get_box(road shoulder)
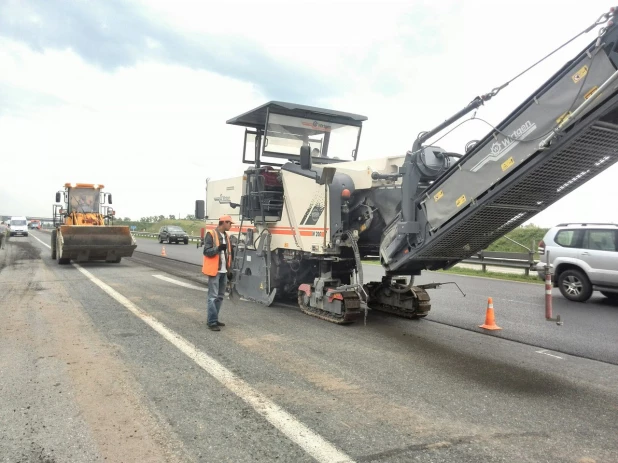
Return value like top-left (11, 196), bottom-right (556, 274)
top-left (0, 238), bottom-right (190, 462)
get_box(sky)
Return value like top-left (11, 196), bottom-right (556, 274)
top-left (1, 0), bottom-right (617, 227)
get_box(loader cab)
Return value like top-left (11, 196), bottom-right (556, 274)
top-left (68, 187), bottom-right (101, 213)
top-left (53, 183), bottom-right (114, 226)
top-left (224, 101), bottom-right (367, 223)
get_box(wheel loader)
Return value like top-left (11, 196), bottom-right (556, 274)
top-left (51, 183), bottom-right (137, 264)
top-left (196, 7), bottom-right (618, 324)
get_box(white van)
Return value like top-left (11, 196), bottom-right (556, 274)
top-left (9, 217), bottom-right (29, 237)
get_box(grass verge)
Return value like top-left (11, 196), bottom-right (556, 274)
top-left (436, 266), bottom-right (543, 284)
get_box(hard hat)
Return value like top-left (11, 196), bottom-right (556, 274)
top-left (219, 215), bottom-right (234, 223)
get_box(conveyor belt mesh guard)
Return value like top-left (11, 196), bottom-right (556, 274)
top-left (416, 120), bottom-right (618, 260)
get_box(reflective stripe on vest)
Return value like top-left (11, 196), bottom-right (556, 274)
top-left (201, 229), bottom-right (232, 276)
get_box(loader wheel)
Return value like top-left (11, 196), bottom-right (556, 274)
top-left (58, 257), bottom-right (70, 265)
top-left (51, 230), bottom-right (57, 259)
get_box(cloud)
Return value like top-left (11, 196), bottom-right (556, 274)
top-left (0, 82), bottom-right (68, 117)
top-left (0, 38), bottom-right (267, 219)
top-left (0, 0), bottom-right (341, 103)
top-left (1, 0), bottom-right (617, 229)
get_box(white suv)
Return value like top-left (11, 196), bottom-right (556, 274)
top-left (537, 223), bottom-right (618, 302)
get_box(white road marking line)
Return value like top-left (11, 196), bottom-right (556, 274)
top-left (72, 264), bottom-right (353, 463)
top-left (30, 233), bottom-right (51, 249)
top-left (536, 349), bottom-right (564, 360)
top-left (153, 274), bottom-right (206, 291)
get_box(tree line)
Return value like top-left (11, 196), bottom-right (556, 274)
top-left (114, 216), bottom-right (549, 254)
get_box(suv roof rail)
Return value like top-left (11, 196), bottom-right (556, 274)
top-left (555, 222), bottom-right (618, 227)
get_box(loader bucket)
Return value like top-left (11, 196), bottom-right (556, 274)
top-left (57, 225), bottom-right (137, 263)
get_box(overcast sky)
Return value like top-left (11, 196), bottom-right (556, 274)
top-left (1, 0), bottom-right (617, 227)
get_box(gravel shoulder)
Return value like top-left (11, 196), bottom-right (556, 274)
top-left (0, 237), bottom-right (191, 462)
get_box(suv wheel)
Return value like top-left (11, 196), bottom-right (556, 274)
top-left (558, 269), bottom-right (593, 302)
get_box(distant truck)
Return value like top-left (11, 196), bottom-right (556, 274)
top-left (28, 220), bottom-right (41, 230)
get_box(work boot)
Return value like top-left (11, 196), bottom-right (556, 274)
top-left (208, 324), bottom-right (220, 331)
top-left (217, 322), bottom-right (225, 326)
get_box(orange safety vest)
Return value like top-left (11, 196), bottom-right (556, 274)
top-left (202, 229), bottom-right (232, 277)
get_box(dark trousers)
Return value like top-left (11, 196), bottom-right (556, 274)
top-left (207, 272), bottom-right (227, 326)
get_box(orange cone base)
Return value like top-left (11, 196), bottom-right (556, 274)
top-left (479, 322), bottom-right (502, 330)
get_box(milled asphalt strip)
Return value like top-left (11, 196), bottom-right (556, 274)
top-left (30, 233), bottom-right (355, 463)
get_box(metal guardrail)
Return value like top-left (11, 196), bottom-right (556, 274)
top-left (131, 231), bottom-right (203, 245)
top-left (460, 250), bottom-right (537, 275)
top-left (365, 248), bottom-right (538, 275)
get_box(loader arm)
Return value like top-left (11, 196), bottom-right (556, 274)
top-left (380, 7), bottom-right (618, 276)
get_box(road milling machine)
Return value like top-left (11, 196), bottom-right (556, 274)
top-left (196, 7), bottom-right (618, 324)
top-left (51, 183), bottom-right (137, 264)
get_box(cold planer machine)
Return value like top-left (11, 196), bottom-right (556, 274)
top-left (196, 7), bottom-right (618, 324)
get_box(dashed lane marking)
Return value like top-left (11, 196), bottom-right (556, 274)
top-left (536, 349), bottom-right (564, 360)
top-left (153, 274), bottom-right (206, 291)
top-left (153, 274), bottom-right (254, 303)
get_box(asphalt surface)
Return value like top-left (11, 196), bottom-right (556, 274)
top-left (134, 236), bottom-right (618, 365)
top-left (1, 230), bottom-right (617, 462)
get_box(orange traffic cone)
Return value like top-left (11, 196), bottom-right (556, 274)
top-left (161, 246), bottom-right (167, 257)
top-left (479, 297), bottom-right (502, 330)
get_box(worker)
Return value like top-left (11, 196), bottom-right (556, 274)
top-left (0, 221), bottom-right (7, 249)
top-left (84, 196), bottom-right (95, 212)
top-left (70, 195), bottom-right (80, 211)
top-left (201, 214), bottom-right (234, 331)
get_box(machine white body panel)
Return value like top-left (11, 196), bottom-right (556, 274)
top-left (202, 154), bottom-right (406, 253)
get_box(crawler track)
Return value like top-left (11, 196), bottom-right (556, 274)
top-left (297, 290), bottom-right (361, 325)
top-left (364, 284), bottom-right (432, 319)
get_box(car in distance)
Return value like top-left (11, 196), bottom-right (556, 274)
top-left (158, 225), bottom-right (189, 244)
top-left (9, 217), bottom-right (29, 237)
top-left (537, 223), bottom-right (618, 302)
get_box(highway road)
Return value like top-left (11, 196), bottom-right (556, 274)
top-left (134, 236), bottom-right (618, 366)
top-left (1, 230), bottom-right (617, 462)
